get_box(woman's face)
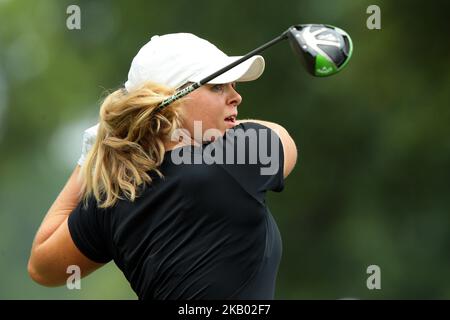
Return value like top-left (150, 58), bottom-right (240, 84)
top-left (180, 82), bottom-right (242, 142)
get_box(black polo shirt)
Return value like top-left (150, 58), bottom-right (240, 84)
top-left (68, 122), bottom-right (285, 299)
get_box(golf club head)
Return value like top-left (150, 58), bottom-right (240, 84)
top-left (286, 24), bottom-right (353, 77)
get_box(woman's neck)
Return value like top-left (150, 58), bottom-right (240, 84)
top-left (163, 137), bottom-right (201, 152)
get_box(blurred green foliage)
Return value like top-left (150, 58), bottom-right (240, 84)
top-left (1, 0), bottom-right (449, 299)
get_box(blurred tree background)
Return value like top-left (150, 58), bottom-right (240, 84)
top-left (1, 0), bottom-right (449, 299)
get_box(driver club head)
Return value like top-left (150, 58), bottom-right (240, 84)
top-left (286, 24), bottom-right (353, 77)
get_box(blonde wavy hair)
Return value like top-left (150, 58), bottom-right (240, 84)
top-left (79, 82), bottom-right (186, 209)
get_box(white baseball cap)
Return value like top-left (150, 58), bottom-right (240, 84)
top-left (124, 33), bottom-right (265, 92)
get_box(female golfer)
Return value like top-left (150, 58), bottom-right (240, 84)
top-left (28, 33), bottom-right (297, 299)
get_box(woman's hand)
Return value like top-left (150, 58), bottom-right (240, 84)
top-left (77, 124), bottom-right (99, 167)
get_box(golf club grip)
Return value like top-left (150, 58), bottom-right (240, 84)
top-left (158, 82), bottom-right (201, 108)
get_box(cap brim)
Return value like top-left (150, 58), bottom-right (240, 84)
top-left (188, 55), bottom-right (265, 84)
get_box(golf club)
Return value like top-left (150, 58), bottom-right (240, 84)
top-left (158, 24), bottom-right (353, 108)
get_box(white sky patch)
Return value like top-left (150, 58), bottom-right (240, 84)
top-left (4, 32), bottom-right (49, 83)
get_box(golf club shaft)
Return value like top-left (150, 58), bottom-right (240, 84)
top-left (158, 32), bottom-right (289, 109)
top-left (199, 32), bottom-right (288, 85)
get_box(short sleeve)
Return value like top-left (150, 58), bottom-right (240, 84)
top-left (216, 122), bottom-right (285, 200)
top-left (67, 196), bottom-right (113, 263)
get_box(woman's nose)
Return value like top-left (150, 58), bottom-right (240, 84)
top-left (227, 84), bottom-right (242, 107)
